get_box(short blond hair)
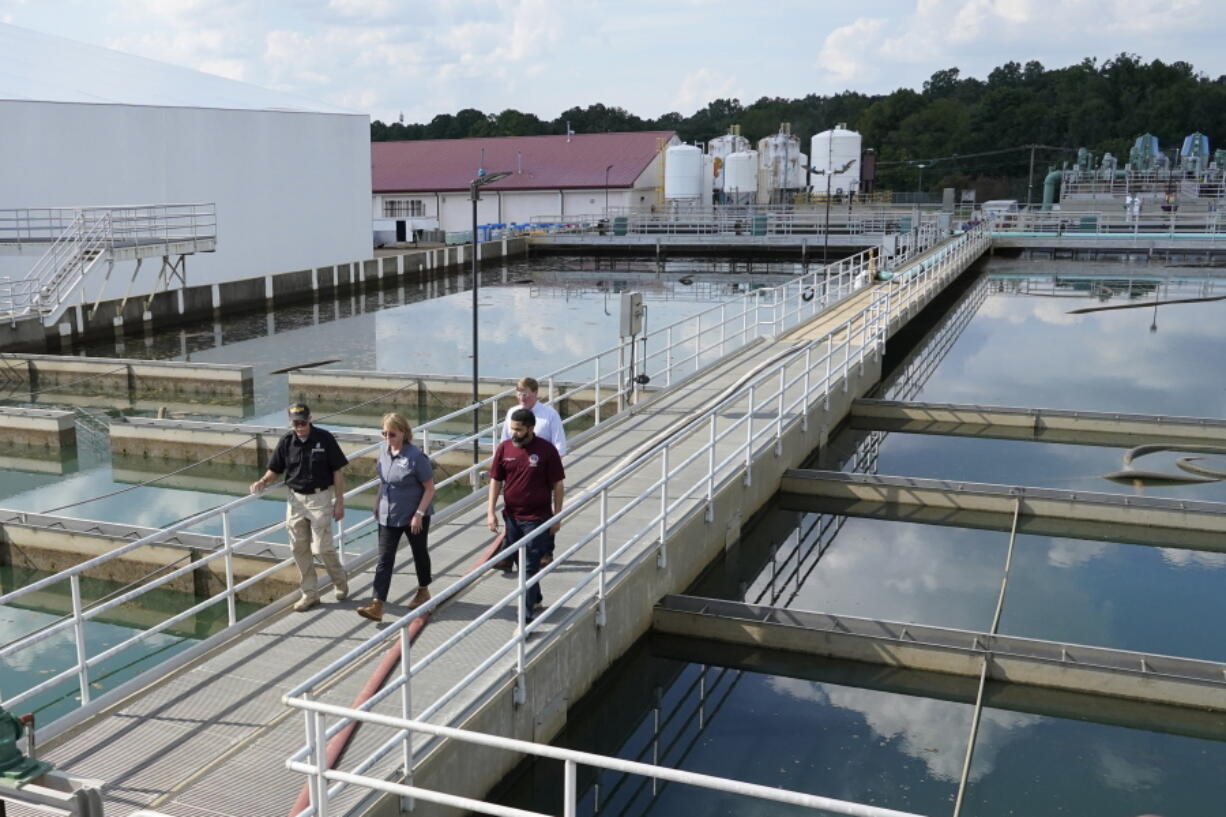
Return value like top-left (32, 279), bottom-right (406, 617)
top-left (516, 376), bottom-right (539, 393)
top-left (381, 412), bottom-right (412, 440)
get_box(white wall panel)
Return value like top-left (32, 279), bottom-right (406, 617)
top-left (0, 100), bottom-right (371, 299)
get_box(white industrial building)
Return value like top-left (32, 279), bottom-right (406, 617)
top-left (0, 24), bottom-right (372, 302)
top-left (371, 131), bottom-right (678, 240)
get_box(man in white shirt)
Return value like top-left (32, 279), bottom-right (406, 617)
top-left (495, 376), bottom-right (567, 568)
top-left (500, 376), bottom-right (567, 456)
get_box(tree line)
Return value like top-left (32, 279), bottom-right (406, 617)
top-left (371, 55), bottom-right (1226, 198)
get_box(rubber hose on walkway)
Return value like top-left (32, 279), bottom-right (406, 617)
top-left (288, 530), bottom-right (507, 817)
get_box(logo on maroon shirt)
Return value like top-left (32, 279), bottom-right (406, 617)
top-left (528, 454), bottom-right (540, 467)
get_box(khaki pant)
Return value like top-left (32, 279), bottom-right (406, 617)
top-left (287, 486), bottom-right (346, 599)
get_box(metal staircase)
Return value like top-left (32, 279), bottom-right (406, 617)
top-left (0, 204), bottom-right (217, 327)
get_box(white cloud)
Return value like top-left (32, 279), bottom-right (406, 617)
top-left (770, 677), bottom-right (1040, 782)
top-left (817, 18), bottom-right (888, 84)
top-left (673, 68), bottom-right (743, 115)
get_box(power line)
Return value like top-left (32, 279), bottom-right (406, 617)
top-left (876, 143), bottom-right (1076, 168)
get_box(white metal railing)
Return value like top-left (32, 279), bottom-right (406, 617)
top-left (281, 225), bottom-right (990, 817)
top-left (0, 244), bottom-right (883, 726)
top-left (286, 701), bottom-right (928, 817)
top-left (989, 208), bottom-right (1226, 239)
top-left (532, 207), bottom-right (942, 241)
top-left (0, 204), bottom-right (217, 320)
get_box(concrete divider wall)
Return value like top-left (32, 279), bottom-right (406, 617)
top-left (290, 369), bottom-right (603, 417)
top-left (4, 237), bottom-right (528, 352)
top-left (2, 354), bottom-right (254, 402)
top-left (0, 511), bottom-right (299, 604)
top-left (109, 417), bottom-right (487, 479)
top-left (0, 407), bottom-right (75, 451)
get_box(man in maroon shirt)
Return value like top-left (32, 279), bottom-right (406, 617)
top-left (487, 407), bottom-right (565, 621)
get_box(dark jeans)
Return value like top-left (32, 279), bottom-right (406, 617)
top-left (504, 514), bottom-right (554, 618)
top-left (373, 517), bottom-right (431, 602)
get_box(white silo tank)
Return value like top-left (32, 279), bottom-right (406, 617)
top-left (709, 133), bottom-right (750, 194)
top-left (702, 154), bottom-right (715, 206)
top-left (811, 123), bottom-right (862, 196)
top-left (757, 130), bottom-right (803, 203)
top-left (664, 144), bottom-right (703, 201)
top-left (725, 150), bottom-right (758, 205)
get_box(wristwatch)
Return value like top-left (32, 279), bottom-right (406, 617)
top-left (414, 510), bottom-right (425, 516)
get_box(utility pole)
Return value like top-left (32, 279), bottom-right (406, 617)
top-left (1026, 144), bottom-right (1036, 210)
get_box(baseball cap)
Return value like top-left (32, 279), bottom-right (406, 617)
top-left (288, 402), bottom-right (311, 420)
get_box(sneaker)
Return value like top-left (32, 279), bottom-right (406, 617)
top-left (293, 595), bottom-right (319, 613)
top-left (493, 559), bottom-right (516, 573)
top-left (334, 582), bottom-right (350, 602)
top-left (539, 554), bottom-right (553, 567)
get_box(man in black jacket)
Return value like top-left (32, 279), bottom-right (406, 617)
top-left (250, 403), bottom-right (349, 611)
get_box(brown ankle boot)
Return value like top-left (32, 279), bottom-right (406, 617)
top-left (408, 586), bottom-right (432, 610)
top-left (356, 599), bottom-right (383, 622)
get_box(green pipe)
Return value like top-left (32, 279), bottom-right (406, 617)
top-left (1041, 169), bottom-right (1062, 210)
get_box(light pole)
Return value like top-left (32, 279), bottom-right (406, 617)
top-left (470, 169), bottom-right (512, 468)
top-left (809, 159), bottom-right (856, 263)
top-left (916, 163), bottom-right (928, 199)
top-left (604, 163), bottom-right (614, 220)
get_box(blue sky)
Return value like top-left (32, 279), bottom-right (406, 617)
top-left (2, 0), bottom-right (1222, 123)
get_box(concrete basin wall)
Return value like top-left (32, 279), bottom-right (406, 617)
top-left (0, 406), bottom-right (75, 451)
top-left (1, 354), bottom-right (254, 402)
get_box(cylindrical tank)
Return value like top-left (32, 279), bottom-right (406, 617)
top-left (811, 123), bottom-right (862, 196)
top-left (702, 154), bottom-right (715, 206)
top-left (725, 150), bottom-right (758, 204)
top-left (664, 144), bottom-right (703, 201)
top-left (757, 131), bottom-right (804, 203)
top-left (798, 152), bottom-right (809, 189)
top-left (709, 133), bottom-right (750, 194)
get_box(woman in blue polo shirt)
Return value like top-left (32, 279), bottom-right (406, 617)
top-left (357, 412), bottom-right (435, 622)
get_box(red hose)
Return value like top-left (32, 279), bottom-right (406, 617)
top-left (289, 531), bottom-right (506, 816)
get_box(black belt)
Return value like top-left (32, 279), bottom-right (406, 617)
top-left (292, 485), bottom-right (331, 495)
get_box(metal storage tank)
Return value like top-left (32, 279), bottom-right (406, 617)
top-left (709, 132), bottom-right (750, 198)
top-left (724, 150), bottom-right (758, 205)
top-left (757, 127), bottom-right (803, 204)
top-left (811, 123), bottom-right (862, 196)
top-left (702, 154), bottom-right (716, 206)
top-left (664, 144), bottom-right (703, 201)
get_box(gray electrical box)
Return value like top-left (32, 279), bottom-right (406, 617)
top-left (619, 291), bottom-right (645, 338)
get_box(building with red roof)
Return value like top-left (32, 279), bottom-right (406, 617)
top-left (371, 131), bottom-right (678, 240)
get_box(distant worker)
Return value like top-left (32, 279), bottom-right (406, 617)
top-left (487, 408), bottom-right (565, 620)
top-left (249, 402), bottom-right (349, 612)
top-left (357, 413), bottom-right (436, 622)
top-left (500, 376), bottom-right (567, 456)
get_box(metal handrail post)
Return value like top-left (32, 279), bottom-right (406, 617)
top-left (69, 574), bottom-right (90, 705)
top-left (222, 510), bottom-right (237, 626)
top-left (313, 705), bottom-right (330, 817)
top-left (596, 489), bottom-right (607, 628)
top-left (665, 327), bottom-right (673, 386)
top-left (801, 346), bottom-right (811, 431)
top-left (400, 625), bottom-right (415, 812)
top-left (594, 357), bottom-right (601, 423)
top-left (705, 415), bottom-right (716, 522)
top-left (774, 365), bottom-right (785, 454)
top-left (658, 447), bottom-right (669, 569)
top-left (514, 548), bottom-right (527, 705)
top-left (563, 759), bottom-right (578, 817)
top-left (744, 385), bottom-right (754, 485)
top-left (719, 304), bottom-right (727, 356)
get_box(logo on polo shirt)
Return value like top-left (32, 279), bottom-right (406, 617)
top-left (528, 454), bottom-right (540, 467)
